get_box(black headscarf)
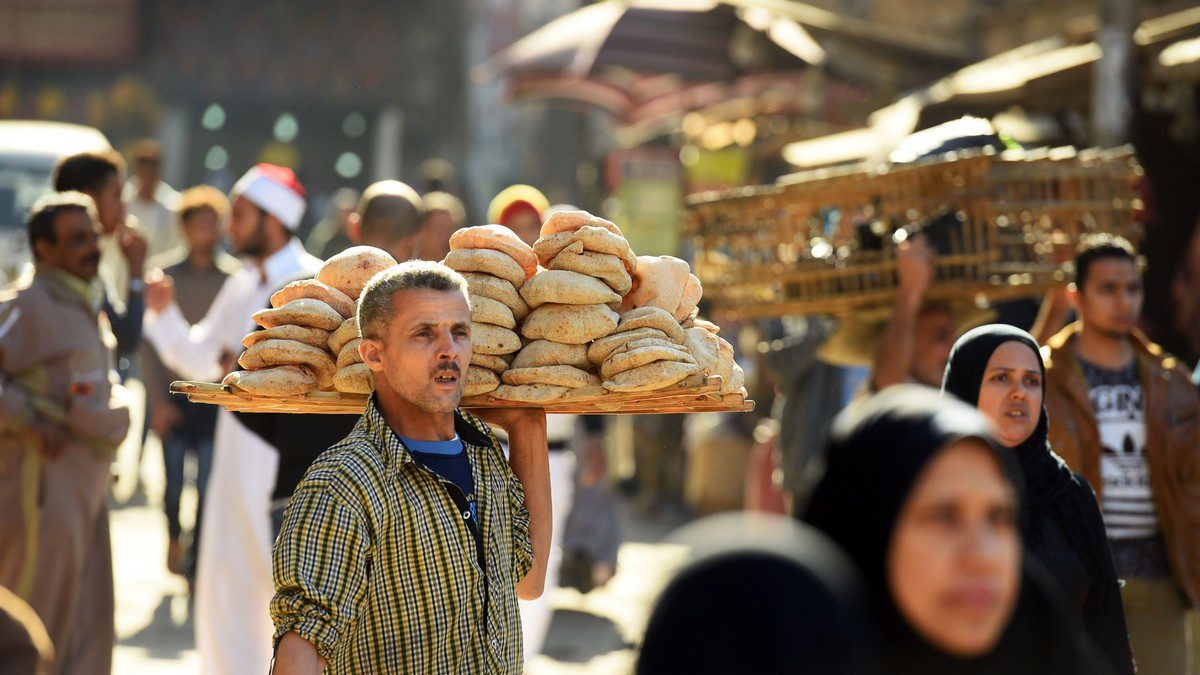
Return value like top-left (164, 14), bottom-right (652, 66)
top-left (800, 386), bottom-right (1022, 673)
top-left (637, 513), bottom-right (874, 675)
top-left (941, 324), bottom-right (1076, 510)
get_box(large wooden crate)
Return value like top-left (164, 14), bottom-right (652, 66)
top-left (685, 147), bottom-right (1144, 319)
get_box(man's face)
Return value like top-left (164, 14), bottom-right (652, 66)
top-left (182, 208), bottom-right (222, 255)
top-left (1074, 258), bottom-right (1143, 339)
top-left (368, 289), bottom-right (471, 414)
top-left (912, 305), bottom-right (958, 387)
top-left (414, 210), bottom-right (456, 262)
top-left (37, 208), bottom-right (102, 281)
top-left (135, 157), bottom-right (160, 191)
top-left (88, 171), bottom-right (127, 235)
top-left (228, 196), bottom-right (270, 257)
top-left (503, 206), bottom-right (542, 247)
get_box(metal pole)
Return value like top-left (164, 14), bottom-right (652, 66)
top-left (1092, 0), bottom-right (1136, 146)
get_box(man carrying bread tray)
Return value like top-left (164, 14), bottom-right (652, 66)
top-left (270, 260), bottom-right (551, 674)
top-left (142, 164), bottom-right (324, 674)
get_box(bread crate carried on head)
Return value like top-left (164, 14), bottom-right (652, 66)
top-left (685, 145), bottom-right (1145, 320)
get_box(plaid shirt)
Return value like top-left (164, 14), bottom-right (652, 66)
top-left (270, 397), bottom-right (534, 674)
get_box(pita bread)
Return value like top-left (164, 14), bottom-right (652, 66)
top-left (602, 360), bottom-right (701, 392)
top-left (502, 365), bottom-right (600, 389)
top-left (546, 248), bottom-right (632, 295)
top-left (444, 248), bottom-right (526, 289)
top-left (715, 335), bottom-right (735, 359)
top-left (337, 338), bottom-right (364, 369)
top-left (539, 210), bottom-right (623, 238)
top-left (673, 274), bottom-right (703, 322)
top-left (681, 316), bottom-right (720, 334)
top-left (489, 383), bottom-right (569, 402)
top-left (684, 327), bottom-right (721, 375)
top-left (238, 339), bottom-right (337, 380)
top-left (243, 325), bottom-right (331, 351)
top-left (334, 362), bottom-right (375, 394)
top-left (271, 279), bottom-right (355, 318)
top-left (316, 246), bottom-right (397, 300)
top-left (722, 362), bottom-right (745, 395)
top-left (223, 365), bottom-right (318, 397)
top-left (562, 385), bottom-right (607, 399)
top-left (461, 272), bottom-right (529, 321)
top-left (470, 294), bottom-right (516, 329)
top-left (521, 303), bottom-right (619, 344)
top-left (450, 224), bottom-right (538, 279)
top-left (587, 327), bottom-right (672, 364)
top-left (519, 270), bottom-right (622, 309)
top-left (601, 344), bottom-right (695, 380)
top-left (254, 298), bottom-right (343, 331)
top-left (328, 317), bottom-right (360, 354)
top-left (465, 366), bottom-right (501, 397)
top-left (511, 340), bottom-right (590, 370)
top-left (533, 226), bottom-right (637, 272)
top-left (471, 322), bottom-right (522, 355)
top-left (613, 306), bottom-right (686, 344)
top-left (470, 352), bottom-right (512, 373)
top-left (622, 255), bottom-right (690, 315)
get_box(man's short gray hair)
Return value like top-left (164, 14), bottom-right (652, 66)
top-left (357, 260), bottom-right (469, 340)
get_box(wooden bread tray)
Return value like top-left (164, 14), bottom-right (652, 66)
top-left (170, 375), bottom-right (755, 415)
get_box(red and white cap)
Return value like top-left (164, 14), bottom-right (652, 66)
top-left (231, 164), bottom-right (307, 231)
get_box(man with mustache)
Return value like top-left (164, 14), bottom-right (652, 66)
top-left (0, 192), bottom-right (133, 674)
top-left (1043, 234), bottom-right (1200, 675)
top-left (271, 261), bottom-right (551, 674)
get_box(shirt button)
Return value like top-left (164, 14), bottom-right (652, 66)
top-left (463, 511), bottom-right (471, 520)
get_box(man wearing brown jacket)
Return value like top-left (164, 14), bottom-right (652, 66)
top-left (1043, 234), bottom-right (1199, 675)
top-left (0, 192), bottom-right (132, 675)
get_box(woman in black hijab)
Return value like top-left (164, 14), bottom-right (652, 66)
top-left (942, 324), bottom-right (1133, 675)
top-left (802, 385), bottom-right (1110, 675)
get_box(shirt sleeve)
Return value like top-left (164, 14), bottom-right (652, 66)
top-left (104, 290), bottom-right (144, 358)
top-left (506, 470), bottom-right (534, 581)
top-left (270, 474), bottom-right (372, 662)
top-left (0, 301), bottom-right (33, 433)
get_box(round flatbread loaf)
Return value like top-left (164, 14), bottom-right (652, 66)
top-left (465, 366), bottom-right (501, 397)
top-left (539, 210), bottom-right (623, 238)
top-left (470, 352), bottom-right (512, 374)
top-left (685, 317), bottom-right (720, 334)
top-left (601, 343), bottom-right (695, 381)
top-left (461, 272), bottom-right (529, 321)
top-left (254, 298), bottom-right (343, 331)
top-left (684, 327), bottom-right (721, 375)
top-left (270, 279), bottom-right (355, 318)
top-left (239, 339), bottom-right (337, 380)
top-left (502, 365), bottom-right (600, 389)
top-left (444, 249), bottom-right (526, 289)
top-left (673, 274), bottom-right (703, 322)
top-left (602, 360), bottom-right (700, 393)
top-left (471, 322), bottom-right (522, 355)
top-left (243, 325), bottom-right (332, 351)
top-left (533, 226), bottom-right (637, 272)
top-left (511, 340), bottom-right (590, 370)
top-left (613, 306), bottom-right (687, 344)
top-left (316, 246), bottom-right (397, 300)
top-left (722, 362), bottom-right (745, 395)
top-left (470, 294), bottom-right (516, 329)
top-left (547, 249), bottom-right (633, 295)
top-left (327, 317), bottom-right (359, 354)
top-left (587, 327), bottom-right (672, 364)
top-left (519, 270), bottom-right (622, 309)
top-left (622, 255), bottom-right (690, 315)
top-left (521, 303), bottom-right (619, 344)
top-left (450, 225), bottom-right (538, 280)
top-left (223, 365), bottom-right (318, 397)
top-left (334, 362), bottom-right (374, 394)
top-left (489, 383), bottom-right (569, 402)
top-left (337, 338), bottom-right (364, 369)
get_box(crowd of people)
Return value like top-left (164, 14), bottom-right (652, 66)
top-left (0, 133), bottom-right (1195, 675)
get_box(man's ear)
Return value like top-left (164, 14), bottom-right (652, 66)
top-left (32, 237), bottom-right (54, 262)
top-left (360, 337), bottom-right (385, 373)
top-left (1066, 283), bottom-right (1081, 311)
top-left (347, 213), bottom-right (362, 244)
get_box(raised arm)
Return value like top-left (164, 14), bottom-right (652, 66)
top-left (143, 272), bottom-right (242, 382)
top-left (872, 235), bottom-right (933, 391)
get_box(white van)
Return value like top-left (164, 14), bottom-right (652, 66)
top-left (0, 120), bottom-right (112, 284)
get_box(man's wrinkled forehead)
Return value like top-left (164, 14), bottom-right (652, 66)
top-left (389, 288), bottom-right (470, 329)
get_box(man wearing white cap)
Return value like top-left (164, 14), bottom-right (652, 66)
top-left (143, 164), bottom-right (321, 675)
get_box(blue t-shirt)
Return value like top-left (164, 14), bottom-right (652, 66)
top-left (401, 435), bottom-right (477, 522)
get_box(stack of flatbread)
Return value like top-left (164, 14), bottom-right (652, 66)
top-left (589, 306), bottom-right (700, 392)
top-left (681, 321), bottom-right (746, 396)
top-left (443, 225), bottom-right (536, 397)
top-left (224, 246), bottom-right (396, 397)
top-left (483, 212), bottom-right (631, 403)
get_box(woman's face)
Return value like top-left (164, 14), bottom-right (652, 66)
top-left (975, 341), bottom-right (1044, 447)
top-left (888, 439), bottom-right (1021, 656)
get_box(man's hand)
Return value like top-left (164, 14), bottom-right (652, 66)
top-left (117, 221), bottom-right (149, 278)
top-left (896, 234), bottom-right (934, 301)
top-left (144, 269), bottom-right (176, 313)
top-left (471, 407), bottom-right (547, 436)
top-left (28, 420), bottom-right (70, 460)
